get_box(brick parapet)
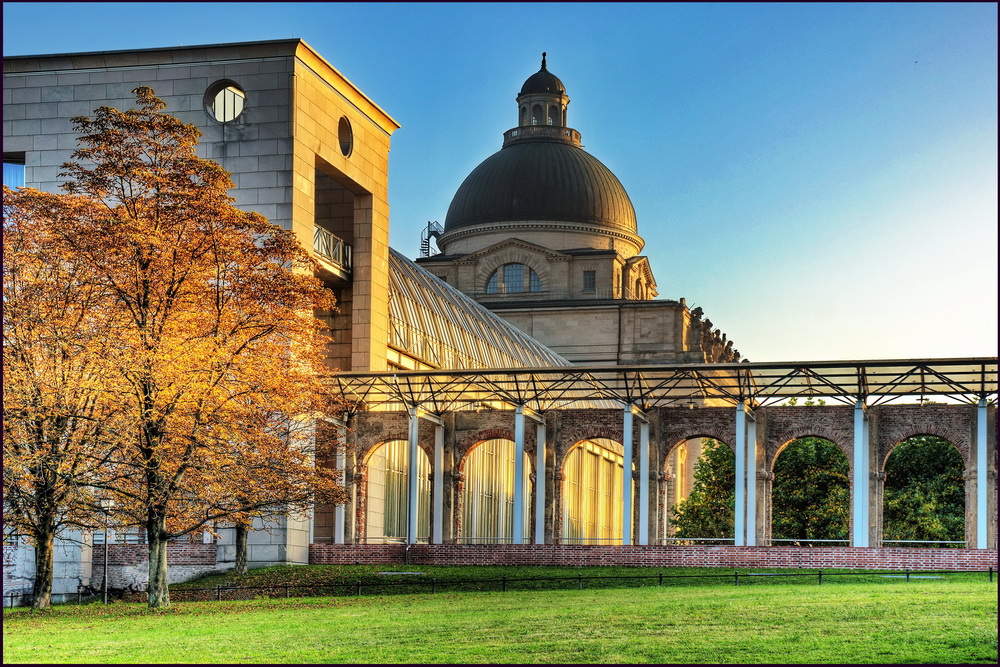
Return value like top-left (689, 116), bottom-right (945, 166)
top-left (91, 543), bottom-right (216, 567)
top-left (308, 544), bottom-right (999, 571)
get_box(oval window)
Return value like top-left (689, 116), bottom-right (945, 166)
top-left (338, 117), bottom-right (353, 157)
top-left (205, 81), bottom-right (245, 123)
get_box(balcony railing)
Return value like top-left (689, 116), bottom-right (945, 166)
top-left (314, 226), bottom-right (353, 274)
top-left (472, 287), bottom-right (650, 301)
top-left (503, 125), bottom-right (582, 147)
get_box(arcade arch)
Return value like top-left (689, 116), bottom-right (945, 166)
top-left (769, 437), bottom-right (850, 546)
top-left (364, 440), bottom-right (430, 543)
top-left (562, 438), bottom-right (628, 544)
top-left (663, 438), bottom-right (734, 543)
top-left (882, 435), bottom-right (965, 546)
top-left (460, 439), bottom-right (532, 544)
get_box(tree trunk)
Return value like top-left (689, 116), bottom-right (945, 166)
top-left (146, 512), bottom-right (171, 609)
top-left (233, 521), bottom-right (250, 576)
top-left (30, 527), bottom-right (55, 610)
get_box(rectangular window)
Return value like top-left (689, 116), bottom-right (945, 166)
top-left (3, 153), bottom-right (26, 187)
top-left (583, 270), bottom-right (596, 292)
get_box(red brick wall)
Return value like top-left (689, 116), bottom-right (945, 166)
top-left (308, 543), bottom-right (998, 571)
top-left (92, 544), bottom-right (216, 567)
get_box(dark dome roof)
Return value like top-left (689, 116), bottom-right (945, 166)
top-left (444, 141), bottom-right (637, 233)
top-left (520, 68), bottom-right (565, 95)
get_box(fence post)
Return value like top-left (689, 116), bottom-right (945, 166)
top-left (905, 569), bottom-right (910, 583)
top-left (735, 571), bottom-right (739, 586)
top-left (502, 576), bottom-right (507, 592)
top-left (285, 585), bottom-right (289, 599)
top-left (432, 578), bottom-right (436, 594)
top-left (990, 567), bottom-right (993, 583)
top-left (818, 570), bottom-right (823, 586)
top-left (216, 585), bottom-right (221, 601)
top-left (356, 581), bottom-right (361, 596)
top-left (578, 574), bottom-right (583, 590)
top-left (658, 572), bottom-right (663, 586)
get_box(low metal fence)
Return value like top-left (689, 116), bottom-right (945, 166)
top-left (5, 567), bottom-right (994, 608)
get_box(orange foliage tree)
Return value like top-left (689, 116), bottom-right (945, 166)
top-left (5, 88), bottom-right (346, 609)
top-left (3, 189), bottom-right (132, 609)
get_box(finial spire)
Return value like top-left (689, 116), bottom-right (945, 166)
top-left (541, 52), bottom-right (547, 69)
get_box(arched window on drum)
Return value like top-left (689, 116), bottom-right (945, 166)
top-left (485, 263), bottom-right (541, 295)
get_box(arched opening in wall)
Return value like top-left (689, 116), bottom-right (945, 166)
top-left (562, 438), bottom-right (630, 544)
top-left (520, 106), bottom-right (527, 126)
top-left (460, 439), bottom-right (531, 544)
top-left (770, 437), bottom-right (850, 546)
top-left (365, 440), bottom-right (430, 543)
top-left (531, 104), bottom-right (544, 126)
top-left (664, 439), bottom-right (734, 545)
top-left (882, 435), bottom-right (965, 547)
top-left (485, 263), bottom-right (541, 294)
top-left (547, 105), bottom-right (559, 125)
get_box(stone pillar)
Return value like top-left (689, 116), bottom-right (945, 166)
top-left (745, 417), bottom-right (757, 546)
top-left (534, 420), bottom-right (547, 545)
top-left (334, 422), bottom-right (347, 545)
top-left (432, 424), bottom-right (444, 544)
top-left (734, 401), bottom-right (748, 546)
top-left (638, 418), bottom-right (650, 545)
top-left (851, 401), bottom-right (870, 547)
top-left (622, 406), bottom-right (634, 545)
top-left (406, 408), bottom-right (420, 545)
top-left (513, 406), bottom-right (527, 545)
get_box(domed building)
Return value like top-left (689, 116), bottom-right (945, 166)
top-left (418, 54), bottom-right (741, 365)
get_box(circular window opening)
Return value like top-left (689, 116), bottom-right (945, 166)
top-left (205, 81), bottom-right (246, 123)
top-left (338, 117), bottom-right (353, 157)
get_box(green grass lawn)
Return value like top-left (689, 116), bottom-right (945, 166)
top-left (3, 567), bottom-right (996, 664)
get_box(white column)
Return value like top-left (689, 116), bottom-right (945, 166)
top-left (852, 401), bottom-right (870, 547)
top-left (745, 417), bottom-right (757, 546)
top-left (622, 406), bottom-right (634, 545)
top-left (976, 397), bottom-right (988, 549)
top-left (534, 421), bottom-right (546, 545)
top-left (406, 408), bottom-right (420, 546)
top-left (334, 423), bottom-right (347, 544)
top-left (513, 406), bottom-right (526, 545)
top-left (638, 418), bottom-right (650, 545)
top-left (432, 424), bottom-right (444, 544)
top-left (734, 401), bottom-right (747, 546)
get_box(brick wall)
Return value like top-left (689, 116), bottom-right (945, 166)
top-left (308, 543), bottom-right (998, 571)
top-left (92, 544), bottom-right (216, 567)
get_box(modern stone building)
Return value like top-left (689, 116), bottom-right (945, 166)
top-left (3, 40), bottom-right (996, 604)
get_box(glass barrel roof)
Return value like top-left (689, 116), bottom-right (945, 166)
top-left (387, 248), bottom-right (570, 370)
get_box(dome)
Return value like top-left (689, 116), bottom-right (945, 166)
top-left (444, 140), bottom-right (637, 233)
top-left (520, 69), bottom-right (565, 95)
top-left (519, 52), bottom-right (565, 96)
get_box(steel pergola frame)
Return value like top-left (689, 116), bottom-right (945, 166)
top-left (328, 358), bottom-right (998, 416)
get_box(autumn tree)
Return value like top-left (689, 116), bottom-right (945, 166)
top-left (19, 87), bottom-right (346, 608)
top-left (2, 189), bottom-right (132, 609)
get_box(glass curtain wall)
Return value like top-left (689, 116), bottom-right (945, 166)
top-left (461, 439), bottom-right (531, 544)
top-left (562, 438), bottom-right (626, 544)
top-left (365, 440), bottom-right (430, 542)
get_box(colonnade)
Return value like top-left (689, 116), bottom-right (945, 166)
top-left (321, 401), bottom-right (996, 549)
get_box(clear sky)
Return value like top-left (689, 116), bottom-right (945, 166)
top-left (4, 2), bottom-right (997, 363)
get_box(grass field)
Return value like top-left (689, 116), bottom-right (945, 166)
top-left (3, 566), bottom-right (996, 664)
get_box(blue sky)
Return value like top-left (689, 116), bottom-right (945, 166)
top-left (4, 2), bottom-right (997, 362)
